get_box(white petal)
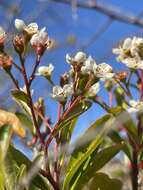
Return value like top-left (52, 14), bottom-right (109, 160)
top-left (88, 82), bottom-right (100, 97)
top-left (63, 83), bottom-right (73, 97)
top-left (15, 19), bottom-right (26, 31)
top-left (74, 51), bottom-right (86, 63)
top-left (27, 23), bottom-right (38, 31)
top-left (66, 53), bottom-right (72, 64)
top-left (123, 38), bottom-right (132, 49)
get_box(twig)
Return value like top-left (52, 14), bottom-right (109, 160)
top-left (19, 53), bottom-right (45, 146)
top-left (13, 62), bottom-right (22, 73)
top-left (29, 56), bottom-right (41, 87)
top-left (45, 96), bottom-right (82, 148)
top-left (50, 0), bottom-right (143, 28)
top-left (5, 69), bottom-right (20, 89)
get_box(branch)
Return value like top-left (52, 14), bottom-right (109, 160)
top-left (50, 0), bottom-right (143, 28)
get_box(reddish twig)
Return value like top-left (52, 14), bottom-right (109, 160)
top-left (29, 55), bottom-right (41, 87)
top-left (19, 53), bottom-right (45, 146)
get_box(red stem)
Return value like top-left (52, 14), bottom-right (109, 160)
top-left (45, 96), bottom-right (82, 148)
top-left (19, 53), bottom-right (45, 146)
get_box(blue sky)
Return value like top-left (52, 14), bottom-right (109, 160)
top-left (1, 0), bottom-right (143, 156)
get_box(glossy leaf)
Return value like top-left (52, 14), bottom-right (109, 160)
top-left (72, 143), bottom-right (123, 190)
top-left (11, 89), bottom-right (30, 104)
top-left (8, 146), bottom-right (50, 190)
top-left (0, 152), bottom-right (5, 190)
top-left (108, 130), bottom-right (132, 160)
top-left (63, 100), bottom-right (92, 124)
top-left (88, 172), bottom-right (122, 190)
top-left (62, 115), bottom-right (115, 190)
top-left (15, 112), bottom-right (33, 133)
top-left (53, 100), bottom-right (92, 139)
top-left (60, 118), bottom-right (78, 144)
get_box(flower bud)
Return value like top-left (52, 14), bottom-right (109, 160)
top-left (66, 51), bottom-right (86, 65)
top-left (30, 30), bottom-right (52, 56)
top-left (60, 72), bottom-right (69, 87)
top-left (0, 53), bottom-right (13, 69)
top-left (0, 27), bottom-right (6, 51)
top-left (13, 35), bottom-right (25, 54)
top-left (115, 71), bottom-right (128, 80)
top-left (74, 51), bottom-right (86, 63)
top-left (15, 19), bottom-right (26, 32)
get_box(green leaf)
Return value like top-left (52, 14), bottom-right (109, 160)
top-left (62, 115), bottom-right (115, 190)
top-left (11, 89), bottom-right (30, 104)
top-left (107, 106), bottom-right (122, 115)
top-left (5, 155), bottom-right (19, 190)
top-left (0, 152), bottom-right (5, 190)
top-left (72, 143), bottom-right (123, 190)
top-left (63, 100), bottom-right (92, 124)
top-left (16, 164), bottom-right (27, 184)
top-left (0, 125), bottom-right (12, 159)
top-left (60, 118), bottom-right (78, 144)
top-left (52, 100), bottom-right (92, 139)
top-left (15, 112), bottom-right (33, 133)
top-left (122, 112), bottom-right (138, 142)
top-left (11, 90), bottom-right (31, 116)
top-left (108, 130), bottom-right (132, 160)
top-left (88, 172), bottom-right (122, 190)
top-left (8, 146), bottom-right (50, 190)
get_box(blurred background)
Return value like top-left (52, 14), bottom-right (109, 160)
top-left (0, 0), bottom-right (143, 151)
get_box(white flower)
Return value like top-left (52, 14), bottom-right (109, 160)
top-left (113, 37), bottom-right (143, 70)
top-left (51, 83), bottom-right (73, 102)
top-left (51, 86), bottom-right (65, 102)
top-left (66, 51), bottom-right (86, 65)
top-left (81, 56), bottom-right (97, 74)
top-left (122, 57), bottom-right (141, 69)
top-left (128, 100), bottom-right (143, 113)
top-left (36, 64), bottom-right (54, 77)
top-left (95, 63), bottom-right (114, 79)
top-left (30, 30), bottom-right (51, 49)
top-left (87, 82), bottom-right (100, 97)
top-left (63, 83), bottom-right (73, 97)
top-left (15, 19), bottom-right (38, 35)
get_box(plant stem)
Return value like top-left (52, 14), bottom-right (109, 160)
top-left (131, 149), bottom-right (138, 190)
top-left (46, 96), bottom-right (82, 148)
top-left (40, 169), bottom-right (60, 190)
top-left (5, 69), bottom-right (20, 89)
top-left (19, 53), bottom-right (45, 146)
top-left (29, 55), bottom-right (41, 87)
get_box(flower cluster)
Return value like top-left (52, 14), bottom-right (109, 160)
top-left (15, 19), bottom-right (38, 36)
top-left (49, 51), bottom-right (115, 102)
top-left (66, 51), bottom-right (114, 79)
top-left (51, 83), bottom-right (73, 102)
top-left (113, 37), bottom-right (143, 70)
top-left (14, 19), bottom-right (52, 56)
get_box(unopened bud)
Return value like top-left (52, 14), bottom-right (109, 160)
top-left (13, 35), bottom-right (25, 54)
top-left (0, 27), bottom-right (6, 51)
top-left (115, 71), bottom-right (128, 80)
top-left (60, 72), bottom-right (69, 87)
top-left (0, 53), bottom-right (13, 69)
